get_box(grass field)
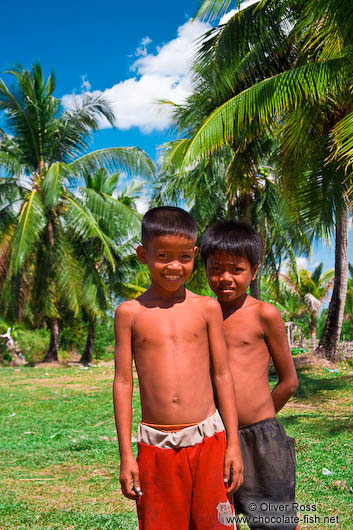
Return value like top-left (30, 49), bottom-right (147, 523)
top-left (0, 358), bottom-right (352, 530)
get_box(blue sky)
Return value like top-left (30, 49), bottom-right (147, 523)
top-left (1, 1), bottom-right (352, 271)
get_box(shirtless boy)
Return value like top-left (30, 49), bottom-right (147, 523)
top-left (113, 207), bottom-right (243, 530)
top-left (201, 221), bottom-right (299, 530)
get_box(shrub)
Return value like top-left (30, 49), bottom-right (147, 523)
top-left (15, 328), bottom-right (50, 363)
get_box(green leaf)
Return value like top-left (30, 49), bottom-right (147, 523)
top-left (11, 190), bottom-right (46, 274)
top-left (63, 192), bottom-right (116, 271)
top-left (70, 147), bottom-right (155, 180)
top-left (42, 162), bottom-right (68, 208)
top-left (182, 58), bottom-right (349, 167)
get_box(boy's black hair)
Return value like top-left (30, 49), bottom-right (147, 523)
top-left (142, 206), bottom-right (198, 246)
top-left (201, 220), bottom-right (261, 268)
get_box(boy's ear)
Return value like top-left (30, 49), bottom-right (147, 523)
top-left (193, 246), bottom-right (198, 257)
top-left (136, 245), bottom-right (147, 264)
top-left (251, 263), bottom-right (259, 281)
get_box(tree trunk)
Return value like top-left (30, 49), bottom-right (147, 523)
top-left (239, 193), bottom-right (251, 223)
top-left (43, 318), bottom-right (60, 362)
top-left (309, 315), bottom-right (316, 352)
top-left (250, 227), bottom-right (266, 300)
top-left (250, 275), bottom-right (261, 299)
top-left (17, 271), bottom-right (26, 323)
top-left (80, 320), bottom-right (95, 365)
top-left (316, 207), bottom-right (349, 361)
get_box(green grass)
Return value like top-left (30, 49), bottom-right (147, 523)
top-left (0, 360), bottom-right (352, 530)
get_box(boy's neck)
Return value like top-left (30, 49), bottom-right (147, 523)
top-left (147, 281), bottom-right (186, 302)
top-left (219, 293), bottom-right (248, 318)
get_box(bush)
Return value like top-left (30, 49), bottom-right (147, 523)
top-left (15, 328), bottom-right (50, 363)
top-left (59, 318), bottom-right (87, 351)
top-left (340, 319), bottom-right (353, 341)
top-left (93, 317), bottom-right (115, 360)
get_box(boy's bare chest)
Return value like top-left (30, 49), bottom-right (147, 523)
top-left (224, 312), bottom-right (264, 350)
top-left (132, 305), bottom-right (207, 346)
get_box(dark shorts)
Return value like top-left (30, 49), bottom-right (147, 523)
top-left (233, 417), bottom-right (297, 530)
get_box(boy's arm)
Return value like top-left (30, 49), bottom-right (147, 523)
top-left (205, 298), bottom-right (244, 494)
top-left (113, 303), bottom-right (141, 500)
top-left (260, 303), bottom-right (299, 413)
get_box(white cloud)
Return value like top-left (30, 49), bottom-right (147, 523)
top-left (80, 75), bottom-right (91, 91)
top-left (135, 196), bottom-right (150, 214)
top-left (135, 36), bottom-right (152, 57)
top-left (219, 9), bottom-right (237, 24)
top-left (296, 257), bottom-right (309, 270)
top-left (62, 19), bottom-right (210, 133)
top-left (219, 0), bottom-right (260, 24)
top-left (280, 256), bottom-right (309, 275)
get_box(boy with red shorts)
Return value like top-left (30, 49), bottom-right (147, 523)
top-left (113, 207), bottom-right (243, 530)
top-left (201, 221), bottom-right (299, 530)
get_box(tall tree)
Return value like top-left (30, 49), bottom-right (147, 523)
top-left (344, 264), bottom-right (353, 338)
top-left (280, 262), bottom-right (334, 350)
top-left (0, 64), bottom-right (154, 361)
top-left (157, 1), bottom-right (310, 297)
top-left (75, 168), bottom-right (143, 365)
top-left (187, 0), bottom-right (352, 360)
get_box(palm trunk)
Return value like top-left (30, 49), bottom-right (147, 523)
top-left (80, 320), bottom-right (95, 365)
top-left (250, 227), bottom-right (266, 300)
top-left (309, 316), bottom-right (316, 352)
top-left (43, 318), bottom-right (59, 362)
top-left (250, 275), bottom-right (261, 299)
top-left (239, 193), bottom-right (251, 223)
top-left (17, 272), bottom-right (26, 323)
top-left (316, 207), bottom-right (349, 361)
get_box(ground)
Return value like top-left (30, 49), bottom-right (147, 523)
top-left (0, 356), bottom-right (352, 530)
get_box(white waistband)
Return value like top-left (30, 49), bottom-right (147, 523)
top-left (137, 410), bottom-right (225, 449)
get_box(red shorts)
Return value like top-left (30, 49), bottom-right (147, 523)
top-left (136, 411), bottom-right (235, 530)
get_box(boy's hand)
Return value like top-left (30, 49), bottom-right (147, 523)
top-left (224, 444), bottom-right (244, 494)
top-left (119, 456), bottom-right (143, 500)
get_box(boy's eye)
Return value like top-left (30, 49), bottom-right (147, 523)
top-left (158, 253), bottom-right (169, 258)
top-left (181, 254), bottom-right (192, 259)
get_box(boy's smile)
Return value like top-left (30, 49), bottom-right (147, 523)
top-left (137, 235), bottom-right (198, 295)
top-left (206, 253), bottom-right (258, 306)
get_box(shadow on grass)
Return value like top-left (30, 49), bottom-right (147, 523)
top-left (280, 413), bottom-right (353, 436)
top-left (0, 498), bottom-right (138, 530)
top-left (269, 369), bottom-right (352, 403)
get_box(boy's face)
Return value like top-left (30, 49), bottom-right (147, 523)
top-left (206, 252), bottom-right (258, 304)
top-left (137, 234), bottom-right (198, 293)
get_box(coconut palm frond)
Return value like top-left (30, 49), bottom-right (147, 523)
top-left (182, 58), bottom-right (348, 166)
top-left (63, 192), bottom-right (116, 270)
top-left (194, 0), bottom-right (242, 21)
top-left (11, 191), bottom-right (46, 274)
top-left (70, 147), bottom-right (155, 180)
top-left (54, 234), bottom-right (84, 317)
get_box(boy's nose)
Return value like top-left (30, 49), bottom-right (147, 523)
top-left (166, 260), bottom-right (182, 271)
top-left (219, 271), bottom-right (232, 282)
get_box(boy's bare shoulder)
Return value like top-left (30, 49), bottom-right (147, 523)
top-left (114, 299), bottom-right (141, 323)
top-left (186, 290), bottom-right (220, 314)
top-left (255, 300), bottom-right (283, 329)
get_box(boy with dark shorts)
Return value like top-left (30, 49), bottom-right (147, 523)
top-left (201, 221), bottom-right (300, 530)
top-left (113, 207), bottom-right (243, 530)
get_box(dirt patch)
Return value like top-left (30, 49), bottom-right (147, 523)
top-left (293, 354), bottom-right (338, 369)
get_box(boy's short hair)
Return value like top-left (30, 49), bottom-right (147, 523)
top-left (201, 221), bottom-right (261, 268)
top-left (142, 206), bottom-right (198, 246)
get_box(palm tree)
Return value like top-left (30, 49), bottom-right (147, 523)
top-left (74, 168), bottom-right (143, 365)
top-left (0, 63), bottom-right (154, 361)
top-left (280, 262), bottom-right (334, 351)
top-left (157, 2), bottom-right (310, 298)
top-left (187, 0), bottom-right (352, 360)
top-left (344, 264), bottom-right (353, 338)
